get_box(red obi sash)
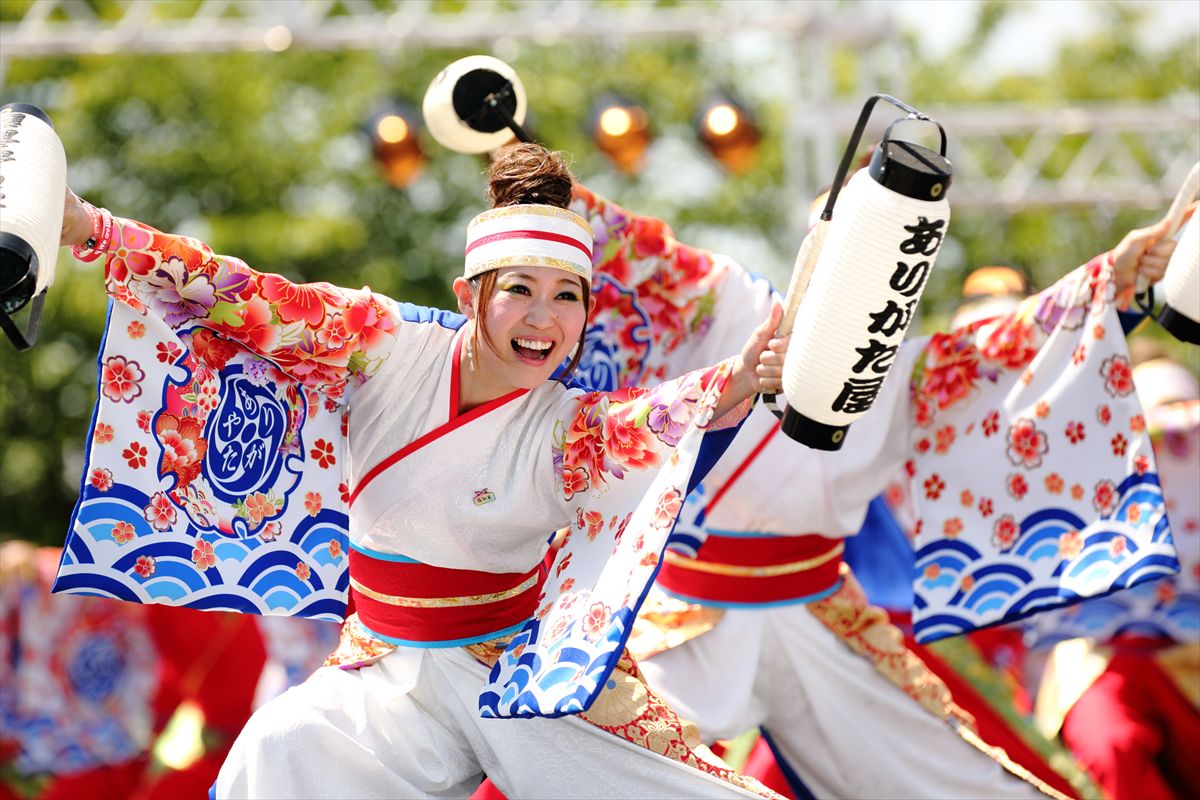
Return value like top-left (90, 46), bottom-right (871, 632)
top-left (656, 533), bottom-right (844, 606)
top-left (349, 548), bottom-right (546, 647)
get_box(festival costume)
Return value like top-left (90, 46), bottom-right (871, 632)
top-left (1034, 397), bottom-right (1200, 800)
top-left (53, 208), bottom-right (780, 800)
top-left (568, 184), bottom-right (1178, 800)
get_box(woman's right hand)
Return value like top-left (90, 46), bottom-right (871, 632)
top-left (60, 188), bottom-right (93, 247)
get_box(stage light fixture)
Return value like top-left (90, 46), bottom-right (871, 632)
top-left (589, 95), bottom-right (651, 175)
top-left (697, 93), bottom-right (761, 174)
top-left (368, 103), bottom-right (425, 189)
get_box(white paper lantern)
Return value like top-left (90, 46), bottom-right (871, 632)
top-left (422, 56), bottom-right (528, 154)
top-left (1157, 213), bottom-right (1199, 344)
top-left (0, 103), bottom-right (66, 350)
top-left (780, 142), bottom-right (951, 450)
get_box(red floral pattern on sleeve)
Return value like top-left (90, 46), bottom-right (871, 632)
top-left (98, 217), bottom-right (402, 396)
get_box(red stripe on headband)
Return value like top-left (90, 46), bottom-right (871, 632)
top-left (466, 229), bottom-right (592, 259)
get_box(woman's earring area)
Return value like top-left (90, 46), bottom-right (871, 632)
top-left (465, 333), bottom-right (476, 373)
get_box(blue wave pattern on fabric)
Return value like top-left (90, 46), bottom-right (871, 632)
top-left (54, 302), bottom-right (350, 621)
top-left (913, 472), bottom-right (1179, 641)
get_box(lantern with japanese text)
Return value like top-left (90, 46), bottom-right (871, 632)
top-left (422, 55), bottom-right (532, 154)
top-left (771, 95), bottom-right (953, 450)
top-left (0, 103), bottom-right (66, 351)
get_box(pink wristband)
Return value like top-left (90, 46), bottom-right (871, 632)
top-left (71, 204), bottom-right (113, 263)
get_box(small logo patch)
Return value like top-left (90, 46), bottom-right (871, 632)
top-left (473, 489), bottom-right (496, 506)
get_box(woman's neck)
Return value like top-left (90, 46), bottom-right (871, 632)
top-left (456, 330), bottom-right (517, 415)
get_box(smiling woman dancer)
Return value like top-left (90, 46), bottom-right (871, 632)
top-left (58, 143), bottom-right (786, 800)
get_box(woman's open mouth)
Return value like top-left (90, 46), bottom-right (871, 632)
top-left (512, 337), bottom-right (554, 365)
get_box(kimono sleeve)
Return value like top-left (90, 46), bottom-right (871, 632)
top-left (480, 361), bottom-right (744, 718)
top-left (907, 254), bottom-right (1180, 642)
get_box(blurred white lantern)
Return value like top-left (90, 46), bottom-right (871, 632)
top-left (0, 103), bottom-right (66, 351)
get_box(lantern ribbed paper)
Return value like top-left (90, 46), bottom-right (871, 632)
top-left (0, 104), bottom-right (66, 314)
top-left (1158, 213), bottom-right (1199, 344)
top-left (781, 168), bottom-right (950, 445)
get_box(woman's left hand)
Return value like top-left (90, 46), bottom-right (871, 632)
top-left (1111, 208), bottom-right (1190, 295)
top-left (733, 303), bottom-right (789, 399)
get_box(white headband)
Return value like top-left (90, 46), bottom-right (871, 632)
top-left (464, 204), bottom-right (593, 282)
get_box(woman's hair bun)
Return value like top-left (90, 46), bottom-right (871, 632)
top-left (486, 143), bottom-right (574, 209)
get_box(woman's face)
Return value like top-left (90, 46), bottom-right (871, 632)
top-left (455, 265), bottom-right (591, 392)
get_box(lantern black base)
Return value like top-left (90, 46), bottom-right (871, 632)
top-left (780, 406), bottom-right (849, 451)
top-left (1157, 304), bottom-right (1200, 345)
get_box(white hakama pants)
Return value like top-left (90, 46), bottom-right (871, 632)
top-left (638, 595), bottom-right (1053, 800)
top-left (217, 643), bottom-right (772, 799)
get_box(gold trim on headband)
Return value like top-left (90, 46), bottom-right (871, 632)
top-left (663, 541), bottom-right (845, 578)
top-left (466, 254), bottom-right (591, 280)
top-left (469, 204), bottom-right (590, 231)
top-left (349, 574), bottom-right (540, 608)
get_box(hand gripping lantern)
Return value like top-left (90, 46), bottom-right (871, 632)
top-left (0, 103), bottom-right (66, 351)
top-left (1153, 162), bottom-right (1199, 345)
top-left (422, 55), bottom-right (532, 154)
top-left (765, 95), bottom-right (953, 450)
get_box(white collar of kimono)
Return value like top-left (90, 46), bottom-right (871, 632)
top-left (464, 204), bottom-right (593, 282)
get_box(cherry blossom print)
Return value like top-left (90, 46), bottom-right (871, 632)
top-left (155, 340), bottom-right (183, 364)
top-left (191, 539), bottom-right (217, 570)
top-left (904, 459), bottom-right (916, 478)
top-left (1006, 473), bottom-right (1029, 501)
top-left (1100, 354), bottom-right (1134, 397)
top-left (134, 555), bottom-right (156, 578)
top-left (296, 562), bottom-right (312, 581)
top-left (562, 467), bottom-right (589, 501)
top-left (126, 320), bottom-right (146, 339)
top-left (581, 602), bottom-right (612, 642)
top-left (555, 552), bottom-right (573, 578)
top-left (305, 491), bottom-right (322, 516)
top-left (328, 539), bottom-right (343, 559)
top-left (943, 517), bottom-right (964, 538)
top-left (982, 410), bottom-right (1000, 438)
top-left (1070, 483), bottom-right (1085, 501)
top-left (1071, 345), bottom-right (1086, 367)
top-left (111, 520), bottom-right (135, 544)
top-left (1065, 421), bottom-right (1086, 445)
top-left (1093, 479), bottom-right (1117, 515)
top-left (1097, 404), bottom-right (1112, 426)
top-left (110, 283), bottom-right (146, 313)
top-left (961, 575), bottom-right (975, 592)
top-left (1109, 537), bottom-right (1127, 558)
top-left (338, 482), bottom-right (350, 504)
top-left (639, 552), bottom-right (659, 568)
top-left (915, 438), bottom-right (931, 455)
top-left (934, 425), bottom-right (956, 454)
top-left (1035, 401), bottom-right (1051, 419)
top-left (143, 492), bottom-right (178, 531)
top-left (1057, 530), bottom-right (1083, 560)
top-left (101, 356), bottom-right (145, 403)
top-left (1044, 473), bottom-right (1065, 494)
top-left (1134, 455), bottom-right (1151, 476)
top-left (978, 497), bottom-right (995, 518)
top-left (106, 222), bottom-right (157, 281)
top-left (1092, 323), bottom-right (1105, 340)
top-left (134, 410), bottom-right (152, 433)
top-left (89, 467), bottom-right (114, 492)
top-left (243, 492), bottom-right (277, 526)
top-left (914, 397), bottom-right (935, 428)
top-left (122, 442), bottom-right (148, 469)
top-left (1126, 503), bottom-right (1142, 525)
top-left (1006, 418), bottom-right (1049, 469)
top-left (1129, 414), bottom-right (1145, 434)
top-left (652, 487), bottom-right (685, 530)
top-left (93, 422), bottom-right (114, 444)
top-left (991, 514), bottom-right (1019, 551)
top-left (259, 522), bottom-right (281, 542)
top-left (1111, 432), bottom-right (1128, 457)
top-left (923, 474), bottom-right (946, 501)
top-left (584, 510), bottom-right (605, 542)
top-left (980, 316), bottom-right (1038, 371)
top-left (960, 489), bottom-right (975, 508)
top-left (923, 563), bottom-right (941, 581)
top-left (310, 438), bottom-right (336, 469)
top-left (559, 577), bottom-right (576, 594)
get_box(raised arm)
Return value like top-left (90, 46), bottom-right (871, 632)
top-left (61, 191), bottom-right (402, 397)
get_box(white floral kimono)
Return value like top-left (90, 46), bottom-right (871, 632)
top-left (570, 185), bottom-right (1177, 799)
top-left (54, 214), bottom-right (781, 800)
